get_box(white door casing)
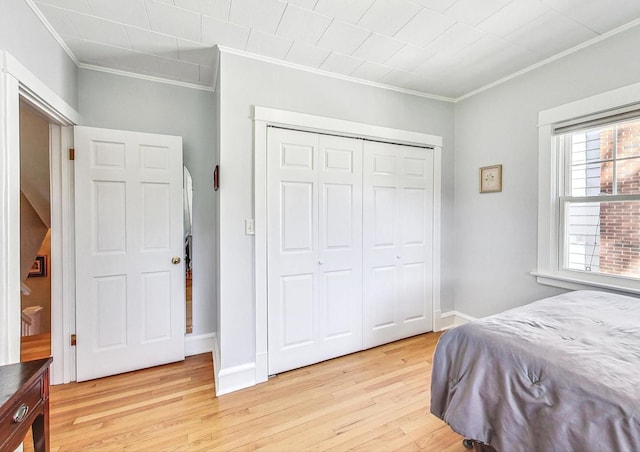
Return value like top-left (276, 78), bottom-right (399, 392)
top-left (267, 127), bottom-right (363, 374)
top-left (0, 50), bottom-right (79, 381)
top-left (363, 141), bottom-right (434, 348)
top-left (74, 126), bottom-right (185, 381)
top-left (253, 106), bottom-right (442, 391)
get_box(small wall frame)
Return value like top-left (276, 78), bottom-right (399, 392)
top-left (480, 164), bottom-right (502, 193)
top-left (28, 255), bottom-right (47, 278)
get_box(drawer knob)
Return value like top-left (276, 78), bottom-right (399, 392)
top-left (12, 403), bottom-right (29, 423)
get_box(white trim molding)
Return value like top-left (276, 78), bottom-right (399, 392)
top-left (455, 18), bottom-right (640, 103)
top-left (440, 311), bottom-right (477, 330)
top-left (213, 333), bottom-right (263, 397)
top-left (536, 81), bottom-right (640, 295)
top-left (79, 64), bottom-right (216, 93)
top-left (538, 80), bottom-right (640, 127)
top-left (49, 125), bottom-right (77, 384)
top-left (3, 52), bottom-right (78, 125)
top-left (24, 0), bottom-right (218, 94)
top-left (0, 50), bottom-right (80, 380)
top-left (253, 106), bottom-right (443, 148)
top-left (216, 362), bottom-right (258, 396)
top-left (212, 333), bottom-right (221, 394)
top-left (0, 56), bottom-right (21, 366)
top-left (185, 332), bottom-right (216, 357)
top-left (218, 46), bottom-right (454, 103)
top-left (532, 272), bottom-right (640, 296)
top-left (22, 0), bottom-right (640, 105)
top-left (253, 106), bottom-right (443, 386)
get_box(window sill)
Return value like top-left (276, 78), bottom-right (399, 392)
top-left (531, 272), bottom-right (640, 296)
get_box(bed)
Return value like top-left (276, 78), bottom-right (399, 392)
top-left (430, 290), bottom-right (640, 452)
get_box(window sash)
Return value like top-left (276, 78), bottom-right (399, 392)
top-left (560, 124), bottom-right (640, 198)
top-left (558, 118), bottom-right (640, 282)
top-left (560, 194), bottom-right (640, 203)
top-left (560, 197), bottom-right (640, 278)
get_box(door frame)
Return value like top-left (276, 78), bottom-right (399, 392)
top-left (252, 106), bottom-right (443, 385)
top-left (0, 51), bottom-right (79, 385)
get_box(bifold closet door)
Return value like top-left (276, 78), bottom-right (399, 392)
top-left (363, 141), bottom-right (434, 348)
top-left (267, 127), bottom-right (363, 375)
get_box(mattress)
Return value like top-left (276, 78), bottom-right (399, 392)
top-left (430, 290), bottom-right (640, 452)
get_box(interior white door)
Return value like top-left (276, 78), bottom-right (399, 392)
top-left (363, 141), bottom-right (434, 348)
top-left (267, 127), bottom-right (363, 374)
top-left (74, 126), bottom-right (185, 381)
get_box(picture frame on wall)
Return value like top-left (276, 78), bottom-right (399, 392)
top-left (28, 255), bottom-right (47, 278)
top-left (480, 164), bottom-right (502, 193)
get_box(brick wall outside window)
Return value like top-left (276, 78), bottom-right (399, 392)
top-left (599, 122), bottom-right (640, 277)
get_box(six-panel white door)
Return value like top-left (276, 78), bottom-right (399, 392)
top-left (363, 141), bottom-right (434, 348)
top-left (267, 128), bottom-right (363, 374)
top-left (74, 126), bottom-right (185, 381)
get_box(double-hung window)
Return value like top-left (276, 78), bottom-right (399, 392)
top-left (559, 117), bottom-right (640, 278)
top-left (537, 85), bottom-right (640, 294)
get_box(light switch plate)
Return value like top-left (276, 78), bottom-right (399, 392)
top-left (245, 219), bottom-right (255, 235)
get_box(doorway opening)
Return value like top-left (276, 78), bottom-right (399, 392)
top-left (19, 100), bottom-right (52, 362)
top-left (184, 166), bottom-right (193, 334)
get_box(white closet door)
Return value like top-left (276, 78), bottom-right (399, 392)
top-left (318, 134), bottom-right (363, 358)
top-left (267, 128), bottom-right (363, 374)
top-left (363, 141), bottom-right (434, 348)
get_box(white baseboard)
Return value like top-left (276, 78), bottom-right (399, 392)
top-left (255, 351), bottom-right (268, 384)
top-left (440, 311), bottom-right (477, 330)
top-left (433, 309), bottom-right (442, 331)
top-left (216, 362), bottom-right (257, 396)
top-left (185, 332), bottom-right (216, 356)
top-left (211, 335), bottom-right (259, 396)
top-left (212, 334), bottom-right (221, 394)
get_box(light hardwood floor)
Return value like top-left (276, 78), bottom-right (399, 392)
top-left (21, 332), bottom-right (52, 362)
top-left (30, 332), bottom-right (465, 451)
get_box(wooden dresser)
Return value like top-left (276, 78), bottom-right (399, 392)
top-left (0, 357), bottom-right (52, 452)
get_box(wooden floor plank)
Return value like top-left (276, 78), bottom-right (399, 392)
top-left (20, 332), bottom-right (51, 362)
top-left (24, 332), bottom-right (465, 451)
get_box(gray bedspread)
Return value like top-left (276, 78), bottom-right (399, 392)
top-left (430, 290), bottom-right (640, 452)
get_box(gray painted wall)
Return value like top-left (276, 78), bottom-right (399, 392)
top-left (0, 0), bottom-right (77, 108)
top-left (78, 69), bottom-right (217, 336)
top-left (453, 23), bottom-right (640, 318)
top-left (217, 52), bottom-right (456, 369)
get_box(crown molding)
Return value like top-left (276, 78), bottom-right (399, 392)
top-left (25, 0), bottom-right (216, 93)
top-left (78, 63), bottom-right (215, 92)
top-left (26, 0), bottom-right (640, 106)
top-left (455, 17), bottom-right (640, 103)
top-left (216, 45), bottom-right (456, 103)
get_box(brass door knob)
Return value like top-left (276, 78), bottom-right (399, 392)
top-left (171, 257), bottom-right (182, 265)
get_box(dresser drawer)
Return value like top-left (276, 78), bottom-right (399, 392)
top-left (0, 378), bottom-right (43, 445)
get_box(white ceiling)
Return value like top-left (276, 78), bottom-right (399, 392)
top-left (30, 0), bottom-right (640, 99)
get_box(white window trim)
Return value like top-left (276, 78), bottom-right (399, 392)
top-left (536, 81), bottom-right (640, 295)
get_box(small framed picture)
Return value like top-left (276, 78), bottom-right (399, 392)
top-left (480, 164), bottom-right (502, 193)
top-left (28, 255), bottom-right (47, 278)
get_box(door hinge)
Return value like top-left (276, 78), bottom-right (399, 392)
top-left (69, 148), bottom-right (75, 160)
top-left (70, 334), bottom-right (77, 346)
